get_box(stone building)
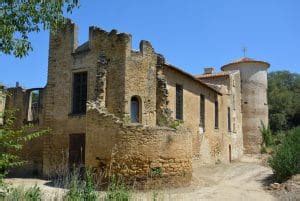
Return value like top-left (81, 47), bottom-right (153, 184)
top-left (3, 20), bottom-right (269, 186)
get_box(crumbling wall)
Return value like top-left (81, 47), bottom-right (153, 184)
top-left (124, 40), bottom-right (158, 126)
top-left (85, 107), bottom-right (193, 188)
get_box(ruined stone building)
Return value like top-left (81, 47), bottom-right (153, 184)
top-left (2, 20), bottom-right (269, 185)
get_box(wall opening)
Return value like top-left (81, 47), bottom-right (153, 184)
top-left (200, 94), bottom-right (205, 132)
top-left (176, 84), bottom-right (183, 120)
top-left (72, 72), bottom-right (87, 114)
top-left (228, 107), bottom-right (231, 132)
top-left (229, 145), bottom-right (232, 163)
top-left (214, 100), bottom-right (219, 129)
top-left (27, 89), bottom-right (42, 123)
top-left (69, 133), bottom-right (85, 171)
top-left (131, 96), bottom-right (141, 123)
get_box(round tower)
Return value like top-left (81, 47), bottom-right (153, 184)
top-left (221, 57), bottom-right (270, 154)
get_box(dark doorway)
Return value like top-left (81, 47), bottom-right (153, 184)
top-left (69, 134), bottom-right (85, 169)
top-left (229, 145), bottom-right (232, 163)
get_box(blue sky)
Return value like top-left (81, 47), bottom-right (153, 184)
top-left (1, 0), bottom-right (299, 88)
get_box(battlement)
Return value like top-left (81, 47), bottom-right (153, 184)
top-left (54, 19), bottom-right (155, 57)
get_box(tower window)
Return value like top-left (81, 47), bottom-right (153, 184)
top-left (176, 84), bottom-right (183, 120)
top-left (215, 100), bottom-right (219, 129)
top-left (200, 94), bottom-right (205, 130)
top-left (72, 72), bottom-right (87, 114)
top-left (131, 96), bottom-right (140, 123)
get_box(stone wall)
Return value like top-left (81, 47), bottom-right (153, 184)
top-left (85, 107), bottom-right (193, 188)
top-left (4, 86), bottom-right (45, 176)
top-left (163, 66), bottom-right (237, 164)
top-left (198, 71), bottom-right (244, 161)
top-left (222, 62), bottom-right (269, 154)
top-left (124, 41), bottom-right (158, 126)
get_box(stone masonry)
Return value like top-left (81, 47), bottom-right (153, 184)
top-left (3, 20), bottom-right (269, 186)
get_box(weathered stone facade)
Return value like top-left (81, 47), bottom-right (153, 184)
top-left (3, 20), bottom-right (269, 186)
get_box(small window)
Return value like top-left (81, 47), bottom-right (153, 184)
top-left (200, 94), bottom-right (205, 130)
top-left (72, 72), bottom-right (87, 114)
top-left (215, 100), bottom-right (219, 129)
top-left (228, 107), bottom-right (231, 132)
top-left (131, 96), bottom-right (140, 123)
top-left (176, 84), bottom-right (183, 120)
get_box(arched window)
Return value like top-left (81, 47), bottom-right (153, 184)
top-left (131, 96), bottom-right (140, 123)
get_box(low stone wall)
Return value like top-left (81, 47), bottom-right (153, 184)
top-left (86, 108), bottom-right (193, 188)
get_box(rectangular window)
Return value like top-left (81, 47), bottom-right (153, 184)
top-left (215, 100), bottom-right (219, 129)
top-left (228, 107), bottom-right (231, 132)
top-left (200, 94), bottom-right (205, 129)
top-left (72, 72), bottom-right (87, 114)
top-left (176, 84), bottom-right (183, 120)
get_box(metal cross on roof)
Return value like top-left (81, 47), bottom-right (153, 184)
top-left (242, 47), bottom-right (247, 57)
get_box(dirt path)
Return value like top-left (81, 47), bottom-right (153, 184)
top-left (4, 160), bottom-right (276, 201)
top-left (157, 161), bottom-right (276, 201)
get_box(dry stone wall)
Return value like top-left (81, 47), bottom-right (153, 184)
top-left (86, 106), bottom-right (193, 188)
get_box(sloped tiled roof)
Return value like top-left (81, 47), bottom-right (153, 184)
top-left (221, 57), bottom-right (270, 70)
top-left (164, 63), bottom-right (222, 95)
top-left (195, 71), bottom-right (232, 79)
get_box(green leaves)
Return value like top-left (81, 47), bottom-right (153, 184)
top-left (0, 0), bottom-right (79, 57)
top-left (0, 110), bottom-right (49, 182)
top-left (268, 127), bottom-right (300, 182)
top-left (268, 71), bottom-right (300, 132)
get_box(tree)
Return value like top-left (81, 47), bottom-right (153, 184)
top-left (0, 110), bottom-right (48, 186)
top-left (268, 71), bottom-right (300, 132)
top-left (0, 0), bottom-right (79, 58)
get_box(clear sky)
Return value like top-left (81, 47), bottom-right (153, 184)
top-left (1, 0), bottom-right (299, 88)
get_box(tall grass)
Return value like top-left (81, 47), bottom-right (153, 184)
top-left (3, 185), bottom-right (42, 201)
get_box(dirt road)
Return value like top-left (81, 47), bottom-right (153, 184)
top-left (5, 159), bottom-right (276, 201)
top-left (155, 161), bottom-right (275, 201)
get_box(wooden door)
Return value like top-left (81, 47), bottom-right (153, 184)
top-left (69, 134), bottom-right (85, 168)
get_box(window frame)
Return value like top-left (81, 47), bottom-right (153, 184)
top-left (130, 96), bottom-right (141, 123)
top-left (175, 84), bottom-right (183, 120)
top-left (72, 71), bottom-right (88, 115)
top-left (214, 100), bottom-right (219, 129)
top-left (228, 107), bottom-right (231, 132)
top-left (200, 94), bottom-right (205, 130)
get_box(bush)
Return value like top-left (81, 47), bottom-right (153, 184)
top-left (64, 168), bottom-right (98, 201)
top-left (105, 176), bottom-right (131, 201)
top-left (268, 127), bottom-right (300, 182)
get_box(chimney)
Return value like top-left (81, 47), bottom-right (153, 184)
top-left (204, 67), bottom-right (215, 74)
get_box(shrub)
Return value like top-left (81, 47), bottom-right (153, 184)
top-left (64, 168), bottom-right (98, 201)
top-left (105, 176), bottom-right (131, 201)
top-left (268, 127), bottom-right (300, 182)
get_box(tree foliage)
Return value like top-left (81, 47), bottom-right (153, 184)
top-left (0, 0), bottom-right (79, 58)
top-left (268, 71), bottom-right (300, 132)
top-left (0, 110), bottom-right (48, 186)
top-left (268, 127), bottom-right (300, 182)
